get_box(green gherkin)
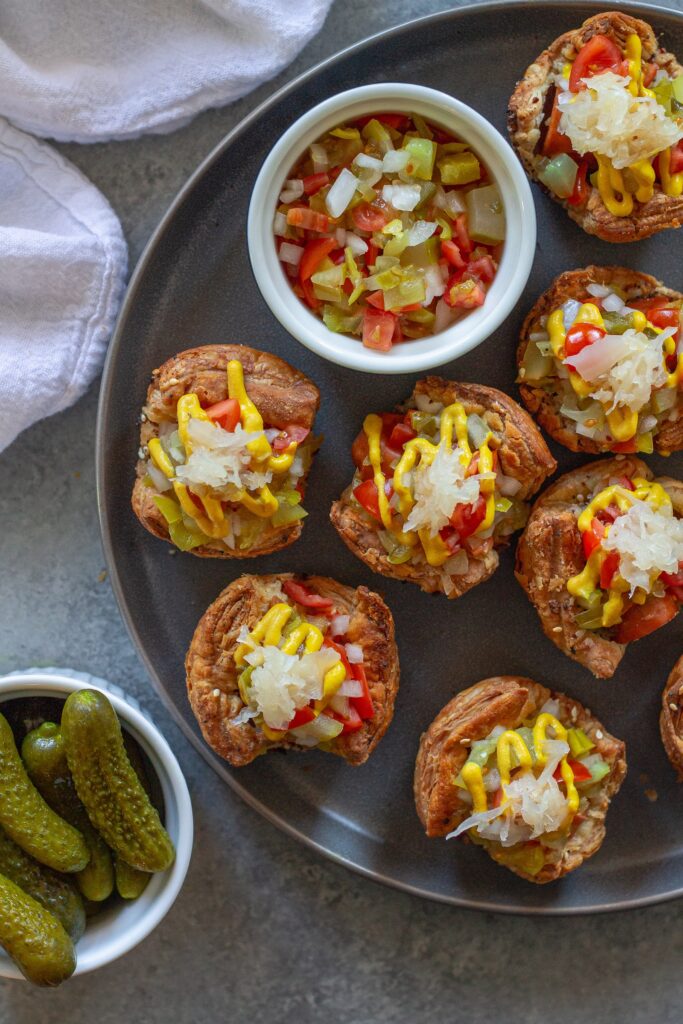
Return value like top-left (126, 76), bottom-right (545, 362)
top-left (0, 871), bottom-right (76, 986)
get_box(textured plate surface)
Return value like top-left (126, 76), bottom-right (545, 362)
top-left (98, 0), bottom-right (683, 913)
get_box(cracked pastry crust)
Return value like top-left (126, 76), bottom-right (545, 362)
top-left (414, 676), bottom-right (626, 883)
top-left (515, 456), bottom-right (683, 678)
top-left (330, 377), bottom-right (556, 599)
top-left (508, 11), bottom-right (683, 242)
top-left (131, 344), bottom-right (320, 557)
top-left (661, 655), bottom-right (683, 779)
top-left (517, 266), bottom-right (683, 455)
top-left (185, 574), bottom-right (399, 767)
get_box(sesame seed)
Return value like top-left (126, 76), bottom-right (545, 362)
top-left (552, 625), bottom-right (562, 633)
top-left (212, 688), bottom-right (220, 698)
top-left (670, 702), bottom-right (678, 712)
top-left (459, 737), bottom-right (471, 745)
top-left (645, 788), bottom-right (658, 803)
top-left (595, 729), bottom-right (603, 740)
top-left (571, 706), bottom-right (578, 721)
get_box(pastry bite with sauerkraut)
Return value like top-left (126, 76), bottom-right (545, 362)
top-left (185, 574), bottom-right (398, 766)
top-left (508, 11), bottom-right (683, 242)
top-left (330, 377), bottom-right (556, 599)
top-left (517, 266), bottom-right (683, 455)
top-left (414, 676), bottom-right (626, 883)
top-left (132, 345), bottom-right (320, 557)
top-left (660, 655), bottom-right (683, 779)
top-left (517, 457), bottom-right (683, 679)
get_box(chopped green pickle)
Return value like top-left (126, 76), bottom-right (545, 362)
top-left (438, 151), bottom-right (481, 185)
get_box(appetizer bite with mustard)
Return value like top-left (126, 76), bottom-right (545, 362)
top-left (661, 654), bottom-right (683, 779)
top-left (415, 677), bottom-right (626, 883)
top-left (274, 111), bottom-right (505, 351)
top-left (517, 457), bottom-right (683, 679)
top-left (517, 266), bottom-right (683, 455)
top-left (132, 345), bottom-right (320, 557)
top-left (330, 378), bottom-right (555, 598)
top-left (185, 574), bottom-right (398, 766)
top-left (508, 11), bottom-right (683, 241)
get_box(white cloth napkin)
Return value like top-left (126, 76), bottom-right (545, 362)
top-left (0, 119), bottom-right (127, 452)
top-left (0, 0), bottom-right (334, 143)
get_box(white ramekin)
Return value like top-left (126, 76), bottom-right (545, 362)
top-left (248, 83), bottom-right (536, 375)
top-left (0, 668), bottom-right (193, 980)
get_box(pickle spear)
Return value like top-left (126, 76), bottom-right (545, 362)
top-left (0, 872), bottom-right (76, 986)
top-left (62, 690), bottom-right (175, 873)
top-left (114, 856), bottom-right (151, 900)
top-left (22, 723), bottom-right (114, 903)
top-left (0, 713), bottom-right (88, 873)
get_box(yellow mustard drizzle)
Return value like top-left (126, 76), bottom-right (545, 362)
top-left (568, 479), bottom-right (672, 627)
top-left (460, 712), bottom-right (579, 829)
top-left (549, 298), bottom-right (682, 444)
top-left (234, 601), bottom-right (347, 738)
top-left (149, 359), bottom-right (308, 536)
top-left (364, 402), bottom-right (496, 568)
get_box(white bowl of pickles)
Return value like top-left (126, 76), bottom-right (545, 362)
top-left (0, 669), bottom-right (193, 984)
top-left (248, 83), bottom-right (536, 374)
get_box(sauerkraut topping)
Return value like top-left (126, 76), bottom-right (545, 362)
top-left (602, 498), bottom-right (683, 593)
top-left (349, 398), bottom-right (528, 572)
top-left (558, 71), bottom-right (683, 169)
top-left (447, 703), bottom-right (610, 872)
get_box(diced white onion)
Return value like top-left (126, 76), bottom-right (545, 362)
top-left (310, 143), bottom-right (329, 172)
top-left (279, 178), bottom-right (304, 204)
top-left (562, 299), bottom-right (582, 331)
top-left (330, 614), bottom-right (350, 636)
top-left (382, 149), bottom-right (411, 172)
top-left (640, 414), bottom-right (658, 433)
top-left (415, 393), bottom-right (444, 413)
top-left (345, 232), bottom-right (368, 255)
top-left (496, 473), bottom-right (522, 497)
top-left (406, 221), bottom-right (437, 247)
top-left (147, 461), bottom-right (172, 492)
top-left (232, 706), bottom-right (258, 726)
top-left (424, 265), bottom-right (447, 306)
top-left (279, 241), bottom-right (303, 267)
top-left (326, 168), bottom-right (359, 218)
top-left (382, 183), bottom-right (421, 211)
top-left (344, 643), bottom-right (364, 664)
top-left (273, 211), bottom-right (287, 236)
top-left (433, 297), bottom-right (457, 333)
top-left (529, 331), bottom-right (550, 343)
top-left (264, 428), bottom-right (280, 442)
top-left (443, 190), bottom-right (466, 216)
top-left (354, 152), bottom-right (383, 172)
top-left (586, 282), bottom-right (611, 298)
top-left (443, 549), bottom-right (469, 575)
top-left (335, 227), bottom-right (347, 247)
top-left (602, 291), bottom-right (625, 313)
top-left (339, 679), bottom-right (364, 698)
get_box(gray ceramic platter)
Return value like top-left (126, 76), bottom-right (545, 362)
top-left (98, 0), bottom-right (683, 913)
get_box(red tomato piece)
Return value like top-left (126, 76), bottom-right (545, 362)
top-left (599, 551), bottom-right (620, 591)
top-left (444, 275), bottom-right (486, 309)
top-left (350, 663), bottom-right (374, 720)
top-left (492, 788), bottom-right (504, 808)
top-left (271, 425), bottom-right (310, 452)
top-left (618, 476), bottom-right (635, 491)
top-left (299, 237), bottom-right (336, 282)
top-left (596, 504), bottom-right (621, 525)
top-left (670, 139), bottom-right (683, 175)
top-left (287, 706), bottom-right (316, 730)
top-left (388, 421), bottom-right (416, 450)
top-left (282, 579), bottom-right (334, 610)
top-left (302, 172), bottom-right (330, 196)
top-left (614, 593), bottom-right (679, 644)
top-left (453, 214), bottom-right (473, 255)
top-left (300, 275), bottom-right (320, 311)
top-left (543, 92), bottom-right (573, 156)
top-left (553, 759), bottom-right (593, 783)
top-left (286, 207), bottom-right (330, 233)
top-left (323, 636), bottom-right (352, 676)
top-left (441, 239), bottom-right (466, 268)
top-left (569, 35), bottom-right (623, 92)
top-left (564, 322), bottom-right (606, 358)
top-left (449, 495), bottom-right (487, 539)
top-left (362, 310), bottom-right (396, 351)
top-left (611, 438), bottom-right (638, 454)
top-left (365, 241), bottom-right (379, 268)
top-left (353, 479), bottom-right (382, 520)
top-left (582, 518), bottom-right (605, 559)
top-left (205, 398), bottom-right (240, 432)
top-left (339, 706), bottom-right (364, 734)
top-left (439, 527), bottom-right (462, 553)
top-left (329, 248), bottom-right (346, 265)
top-left (567, 156), bottom-right (590, 207)
top-left (660, 564), bottom-right (683, 588)
top-left (352, 203), bottom-right (389, 232)
top-left (643, 61), bottom-right (658, 87)
top-left (365, 290), bottom-right (385, 310)
top-left (649, 307), bottom-right (680, 330)
top-left (466, 255), bottom-right (496, 284)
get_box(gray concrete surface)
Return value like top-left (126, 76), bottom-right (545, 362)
top-left (1, 1), bottom-right (682, 1020)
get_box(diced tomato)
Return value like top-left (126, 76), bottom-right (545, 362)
top-left (444, 274), bottom-right (486, 309)
top-left (439, 527), bottom-right (462, 553)
top-left (492, 788), bottom-right (504, 808)
top-left (351, 413), bottom-right (402, 476)
top-left (287, 706), bottom-right (316, 730)
top-left (299, 237), bottom-right (337, 281)
top-left (660, 564), bottom-right (683, 588)
top-left (365, 241), bottom-right (379, 268)
top-left (353, 479), bottom-right (382, 520)
top-left (388, 421), bottom-right (416, 451)
top-left (542, 92), bottom-right (572, 156)
top-left (629, 295), bottom-right (671, 314)
top-left (205, 398), bottom-right (240, 432)
top-left (302, 172), bottom-right (330, 196)
top-left (564, 322), bottom-right (606, 358)
top-left (441, 239), bottom-right (466, 269)
top-left (453, 214), bottom-right (473, 255)
top-left (567, 156), bottom-right (590, 207)
top-left (352, 203), bottom-right (389, 232)
top-left (649, 307), bottom-right (680, 330)
top-left (466, 255), bottom-right (496, 284)
top-left (362, 310), bottom-right (396, 351)
top-left (323, 636), bottom-right (352, 676)
top-left (600, 551), bottom-right (620, 591)
top-left (353, 113), bottom-right (410, 132)
top-left (611, 438), bottom-right (638, 454)
top-left (618, 476), bottom-right (635, 491)
top-left (553, 759), bottom-right (592, 783)
top-left (366, 290), bottom-right (385, 310)
top-left (449, 495), bottom-right (487, 539)
top-left (282, 579), bottom-right (335, 611)
top-left (569, 35), bottom-right (623, 92)
top-left (300, 275), bottom-right (320, 311)
top-left (670, 139), bottom-right (683, 175)
top-left (286, 207), bottom-right (330, 233)
top-left (271, 425), bottom-right (310, 452)
top-left (614, 593), bottom-right (679, 644)
top-left (595, 504), bottom-right (620, 525)
top-left (582, 518), bottom-right (605, 559)
top-left (643, 61), bottom-right (658, 87)
top-left (339, 706), bottom-right (364, 734)
top-left (329, 248), bottom-right (347, 266)
top-left (350, 663), bottom-right (374, 720)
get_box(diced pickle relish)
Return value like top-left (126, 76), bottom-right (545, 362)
top-left (274, 112), bottom-right (505, 352)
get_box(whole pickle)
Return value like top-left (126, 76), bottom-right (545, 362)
top-left (0, 871), bottom-right (76, 986)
